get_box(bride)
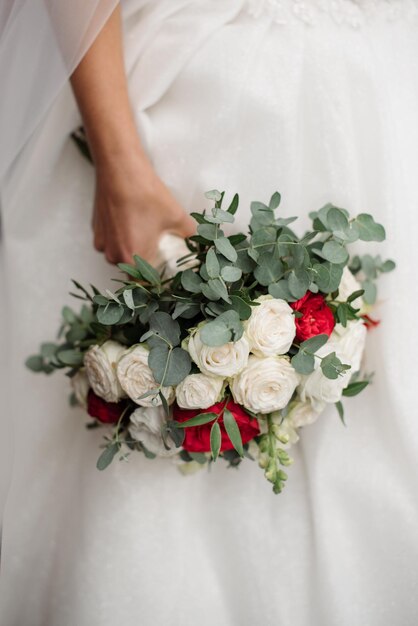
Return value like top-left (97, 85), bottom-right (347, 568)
top-left (1, 1), bottom-right (418, 624)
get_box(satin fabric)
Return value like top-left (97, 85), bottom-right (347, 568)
top-left (1, 1), bottom-right (418, 624)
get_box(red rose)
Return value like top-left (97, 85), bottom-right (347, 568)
top-left (87, 390), bottom-right (127, 424)
top-left (290, 291), bottom-right (335, 342)
top-left (173, 399), bottom-right (260, 453)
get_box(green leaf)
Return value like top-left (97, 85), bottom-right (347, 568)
top-left (210, 421), bottom-right (221, 461)
top-left (300, 333), bottom-right (329, 353)
top-left (97, 302), bottom-right (125, 325)
top-left (122, 289), bottom-right (135, 311)
top-left (206, 248), bottom-right (220, 278)
top-left (227, 193), bottom-right (239, 215)
top-left (40, 343), bottom-right (58, 359)
top-left (206, 278), bottom-right (231, 303)
top-left (149, 311), bottom-right (181, 346)
top-left (251, 226), bottom-right (277, 247)
top-left (335, 401), bottom-right (346, 425)
top-left (362, 280), bottom-right (377, 305)
top-left (197, 223), bottom-right (218, 241)
top-left (176, 412), bottom-right (218, 428)
top-left (342, 380), bottom-right (369, 397)
top-left (206, 208), bottom-right (235, 224)
top-left (134, 255), bottom-right (161, 285)
top-left (347, 289), bottom-right (365, 303)
top-left (214, 237), bottom-right (238, 262)
top-left (223, 408), bottom-right (244, 456)
top-left (288, 269), bottom-right (310, 299)
top-left (268, 280), bottom-right (296, 302)
top-left (355, 214), bottom-right (386, 242)
top-left (148, 345), bottom-right (191, 386)
top-left (96, 443), bottom-right (120, 471)
top-left (254, 254), bottom-right (284, 286)
top-left (314, 262), bottom-right (344, 293)
top-left (380, 259), bottom-right (396, 273)
top-left (204, 189), bottom-right (222, 201)
top-left (117, 263), bottom-right (142, 279)
top-left (181, 269), bottom-right (202, 293)
top-left (228, 295), bottom-right (252, 320)
top-left (322, 240), bottom-right (349, 264)
top-left (25, 355), bottom-right (45, 372)
top-left (320, 352), bottom-right (351, 380)
top-left (291, 350), bottom-right (315, 375)
top-left (200, 320), bottom-right (231, 346)
top-left (62, 306), bottom-right (77, 324)
top-left (56, 349), bottom-right (84, 366)
top-left (327, 207), bottom-right (349, 234)
top-left (269, 191), bottom-right (281, 210)
top-left (221, 266), bottom-right (242, 282)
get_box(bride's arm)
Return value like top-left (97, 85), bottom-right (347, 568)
top-left (70, 5), bottom-right (194, 263)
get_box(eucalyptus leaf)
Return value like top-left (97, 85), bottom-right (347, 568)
top-left (355, 214), bottom-right (386, 242)
top-left (322, 240), bottom-right (349, 264)
top-left (268, 280), bottom-right (296, 302)
top-left (291, 350), bottom-right (315, 375)
top-left (204, 189), bottom-right (222, 201)
top-left (269, 191), bottom-right (281, 210)
top-left (149, 312), bottom-right (181, 347)
top-left (227, 193), bottom-right (239, 215)
top-left (181, 269), bottom-right (202, 294)
top-left (254, 254), bottom-right (284, 286)
top-left (97, 302), bottom-right (125, 325)
top-left (300, 333), bottom-right (329, 353)
top-left (206, 248), bottom-right (220, 278)
top-left (25, 355), bottom-right (45, 372)
top-left (197, 223), bottom-right (219, 241)
top-left (148, 345), bottom-right (191, 386)
top-left (221, 266), bottom-right (242, 282)
top-left (214, 237), bottom-right (238, 262)
top-left (288, 269), bottom-right (310, 299)
top-left (56, 349), bottom-right (84, 366)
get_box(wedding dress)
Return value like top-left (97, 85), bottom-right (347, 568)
top-left (1, 1), bottom-right (418, 624)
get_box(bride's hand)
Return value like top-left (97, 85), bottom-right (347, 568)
top-left (92, 151), bottom-right (196, 264)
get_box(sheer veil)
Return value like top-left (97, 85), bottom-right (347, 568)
top-left (0, 0), bottom-right (119, 182)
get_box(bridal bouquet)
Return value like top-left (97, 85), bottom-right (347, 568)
top-left (27, 191), bottom-right (394, 493)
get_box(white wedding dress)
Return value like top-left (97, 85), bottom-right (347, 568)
top-left (1, 1), bottom-right (418, 624)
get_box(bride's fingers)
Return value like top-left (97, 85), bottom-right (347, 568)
top-left (93, 211), bottom-right (106, 252)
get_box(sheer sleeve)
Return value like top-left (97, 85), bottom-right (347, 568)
top-left (0, 0), bottom-right (119, 181)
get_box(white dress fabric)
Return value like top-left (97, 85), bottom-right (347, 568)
top-left (1, 1), bottom-right (418, 624)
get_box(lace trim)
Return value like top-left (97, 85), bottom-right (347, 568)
top-left (245, 0), bottom-right (418, 28)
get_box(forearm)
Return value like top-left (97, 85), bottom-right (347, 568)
top-left (70, 5), bottom-right (145, 167)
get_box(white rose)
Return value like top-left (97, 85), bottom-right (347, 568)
top-left (231, 355), bottom-right (299, 414)
top-left (117, 344), bottom-right (174, 407)
top-left (71, 369), bottom-right (90, 408)
top-left (84, 340), bottom-right (126, 403)
top-left (188, 328), bottom-right (250, 378)
top-left (287, 400), bottom-right (325, 428)
top-left (245, 295), bottom-right (296, 356)
top-left (332, 319), bottom-right (367, 373)
top-left (336, 266), bottom-right (365, 313)
top-left (157, 233), bottom-right (196, 277)
top-left (298, 341), bottom-right (351, 411)
top-left (175, 373), bottom-right (224, 410)
top-left (129, 406), bottom-right (178, 457)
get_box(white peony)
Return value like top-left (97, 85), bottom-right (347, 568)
top-left (231, 355), bottom-right (299, 414)
top-left (71, 369), bottom-right (90, 408)
top-left (287, 400), bottom-right (325, 428)
top-left (245, 295), bottom-right (296, 357)
top-left (84, 340), bottom-right (126, 403)
top-left (175, 373), bottom-right (224, 410)
top-left (298, 340), bottom-right (351, 411)
top-left (336, 266), bottom-right (365, 313)
top-left (332, 319), bottom-right (367, 373)
top-left (187, 328), bottom-right (250, 378)
top-left (117, 344), bottom-right (175, 407)
top-left (129, 406), bottom-right (178, 457)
